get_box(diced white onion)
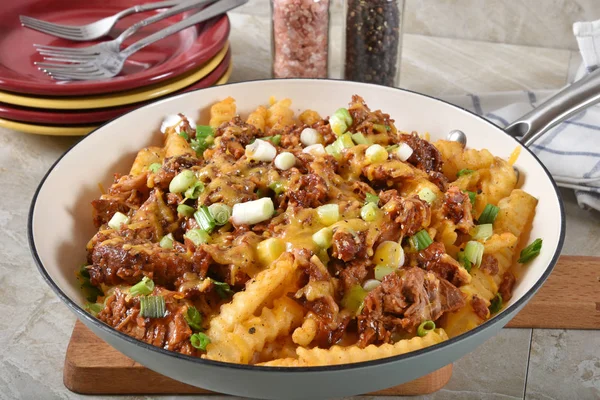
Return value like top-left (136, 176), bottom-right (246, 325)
top-left (395, 142), bottom-right (414, 161)
top-left (232, 198), bottom-right (275, 225)
top-left (274, 152), bottom-right (296, 170)
top-left (160, 114), bottom-right (196, 134)
top-left (108, 212), bottom-right (130, 230)
top-left (363, 279), bottom-right (382, 292)
top-left (246, 139), bottom-right (277, 162)
top-left (302, 143), bottom-right (326, 155)
top-left (300, 128), bottom-right (320, 146)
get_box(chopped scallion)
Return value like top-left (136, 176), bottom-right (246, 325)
top-left (464, 241), bottom-right (484, 267)
top-left (360, 202), bottom-right (379, 222)
top-left (395, 142), bottom-right (413, 161)
top-left (457, 250), bottom-right (472, 273)
top-left (410, 230), bottom-right (433, 251)
top-left (148, 163), bottom-right (161, 173)
top-left (85, 302), bottom-right (104, 317)
top-left (351, 132), bottom-right (369, 145)
top-left (190, 126), bottom-right (215, 158)
top-left (190, 332), bottom-right (211, 350)
top-left (329, 108), bottom-right (353, 136)
top-left (457, 169), bottom-right (474, 177)
top-left (300, 128), bottom-right (320, 146)
top-left (108, 212), bottom-right (130, 230)
top-left (417, 320), bottom-right (435, 337)
top-left (139, 295), bottom-right (166, 318)
top-left (130, 276), bottom-right (155, 296)
top-left (256, 237), bottom-right (286, 266)
top-left (362, 279), bottom-right (382, 292)
top-left (184, 229), bottom-right (210, 246)
top-left (208, 203), bottom-right (232, 226)
top-left (365, 144), bottom-right (389, 164)
top-left (463, 190), bottom-right (476, 206)
top-left (268, 181), bottom-right (285, 195)
top-left (341, 284), bottom-right (367, 315)
top-left (478, 204), bottom-right (500, 224)
top-left (185, 306), bottom-right (203, 331)
top-left (518, 238), bottom-right (542, 264)
top-left (177, 204), bottom-right (196, 218)
top-left (374, 264), bottom-right (396, 281)
top-left (262, 134), bottom-right (281, 146)
top-left (418, 188), bottom-right (437, 204)
top-left (385, 144), bottom-right (399, 152)
top-left (169, 170), bottom-right (196, 194)
top-left (246, 139), bottom-right (277, 162)
top-left (196, 125), bottom-right (214, 136)
top-left (184, 181), bottom-right (204, 200)
top-left (194, 206), bottom-right (216, 232)
top-left (159, 233), bottom-right (174, 249)
top-left (178, 131), bottom-right (189, 141)
top-left (231, 198), bottom-right (275, 225)
top-left (312, 227), bottom-right (333, 249)
top-left (274, 152), bottom-right (296, 170)
top-left (489, 293), bottom-right (503, 314)
top-left (365, 192), bottom-right (379, 205)
top-left (317, 204), bottom-right (340, 226)
top-left (471, 224), bottom-right (493, 241)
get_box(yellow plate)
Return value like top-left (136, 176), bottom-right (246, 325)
top-left (0, 62), bottom-right (232, 136)
top-left (0, 43), bottom-right (229, 110)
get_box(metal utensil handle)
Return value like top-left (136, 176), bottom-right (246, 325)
top-left (122, 0), bottom-right (246, 58)
top-left (118, 0), bottom-right (217, 44)
top-left (505, 67), bottom-right (600, 147)
top-left (116, 0), bottom-right (184, 19)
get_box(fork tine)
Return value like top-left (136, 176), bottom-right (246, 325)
top-left (38, 55), bottom-right (97, 63)
top-left (43, 69), bottom-right (103, 78)
top-left (35, 47), bottom-right (100, 57)
top-left (34, 44), bottom-right (96, 54)
top-left (36, 62), bottom-right (98, 72)
top-left (22, 21), bottom-right (86, 37)
top-left (20, 16), bottom-right (83, 33)
top-left (47, 71), bottom-right (106, 81)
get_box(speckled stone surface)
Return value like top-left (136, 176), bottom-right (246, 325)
top-left (1, 4), bottom-right (599, 400)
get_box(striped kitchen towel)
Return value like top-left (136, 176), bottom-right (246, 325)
top-left (436, 19), bottom-right (600, 212)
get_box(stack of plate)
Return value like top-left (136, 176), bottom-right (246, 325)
top-left (0, 0), bottom-right (232, 136)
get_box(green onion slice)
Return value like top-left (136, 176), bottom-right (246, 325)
top-left (457, 251), bottom-right (472, 273)
top-left (169, 170), bottom-right (197, 194)
top-left (190, 332), bottom-right (211, 350)
top-left (365, 192), bottom-right (379, 205)
top-left (190, 126), bottom-right (215, 157)
top-left (457, 168), bottom-right (474, 177)
top-left (178, 131), bottom-right (189, 141)
top-left (312, 227), bottom-right (333, 249)
top-left (351, 132), bottom-right (369, 145)
top-left (385, 144), bottom-right (399, 152)
top-left (177, 204), bottom-right (196, 218)
top-left (78, 265), bottom-right (103, 302)
top-left (464, 241), bottom-right (484, 267)
top-left (139, 295), bottom-right (166, 318)
top-left (489, 293), bottom-right (503, 314)
top-left (85, 302), bottom-right (104, 317)
top-left (159, 233), bottom-right (174, 249)
top-left (463, 190), bottom-right (476, 206)
top-left (130, 276), bottom-right (155, 296)
top-left (410, 230), bottom-right (433, 251)
top-left (184, 181), bottom-right (204, 200)
top-left (148, 163), bottom-right (161, 173)
top-left (208, 203), bottom-right (232, 226)
top-left (418, 188), bottom-right (437, 204)
top-left (471, 224), bottom-right (493, 241)
top-left (185, 306), bottom-right (203, 331)
top-left (478, 204), bottom-right (500, 224)
top-left (108, 211), bottom-right (130, 230)
top-left (184, 229), bottom-right (210, 246)
top-left (341, 284), bottom-right (368, 315)
top-left (374, 264), bottom-right (396, 281)
top-left (194, 206), bottom-right (216, 232)
top-left (360, 202), bottom-right (379, 222)
top-left (263, 135), bottom-right (282, 146)
top-left (211, 279), bottom-right (233, 299)
top-left (518, 238), bottom-right (543, 264)
top-left (417, 320), bottom-right (436, 337)
top-left (316, 204), bottom-right (340, 226)
top-left (196, 125), bottom-right (214, 136)
top-left (268, 181), bottom-right (285, 195)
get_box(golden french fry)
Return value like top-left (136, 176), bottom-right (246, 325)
top-left (246, 105), bottom-right (268, 132)
top-left (209, 97), bottom-right (236, 128)
top-left (129, 146), bottom-right (164, 176)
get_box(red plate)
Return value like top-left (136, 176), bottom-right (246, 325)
top-left (0, 49), bottom-right (231, 125)
top-left (0, 0), bottom-right (229, 96)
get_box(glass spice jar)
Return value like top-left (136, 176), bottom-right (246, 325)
top-left (271, 0), bottom-right (331, 78)
top-left (343, 0), bottom-right (405, 87)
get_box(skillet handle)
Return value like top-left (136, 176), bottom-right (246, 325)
top-left (504, 67), bottom-right (600, 147)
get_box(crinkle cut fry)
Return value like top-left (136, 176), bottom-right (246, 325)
top-left (205, 297), bottom-right (304, 364)
top-left (207, 252), bottom-right (301, 335)
top-left (259, 329), bottom-right (448, 367)
top-left (209, 96), bottom-right (236, 128)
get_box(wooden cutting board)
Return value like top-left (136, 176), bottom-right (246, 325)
top-left (63, 255), bottom-right (600, 395)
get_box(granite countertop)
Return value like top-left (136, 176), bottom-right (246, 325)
top-left (1, 5), bottom-right (600, 400)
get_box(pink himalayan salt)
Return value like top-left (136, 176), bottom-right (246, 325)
top-left (272, 0), bottom-right (329, 78)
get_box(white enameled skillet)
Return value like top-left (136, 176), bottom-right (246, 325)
top-left (31, 74), bottom-right (600, 399)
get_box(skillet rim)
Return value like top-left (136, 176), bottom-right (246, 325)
top-left (27, 78), bottom-right (566, 373)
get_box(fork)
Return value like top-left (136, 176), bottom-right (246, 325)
top-left (34, 0), bottom-right (218, 63)
top-left (20, 0), bottom-right (184, 42)
top-left (36, 0), bottom-right (246, 81)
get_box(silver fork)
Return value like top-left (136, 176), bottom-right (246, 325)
top-left (20, 0), bottom-right (184, 42)
top-left (36, 0), bottom-right (246, 81)
top-left (34, 0), bottom-right (218, 63)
